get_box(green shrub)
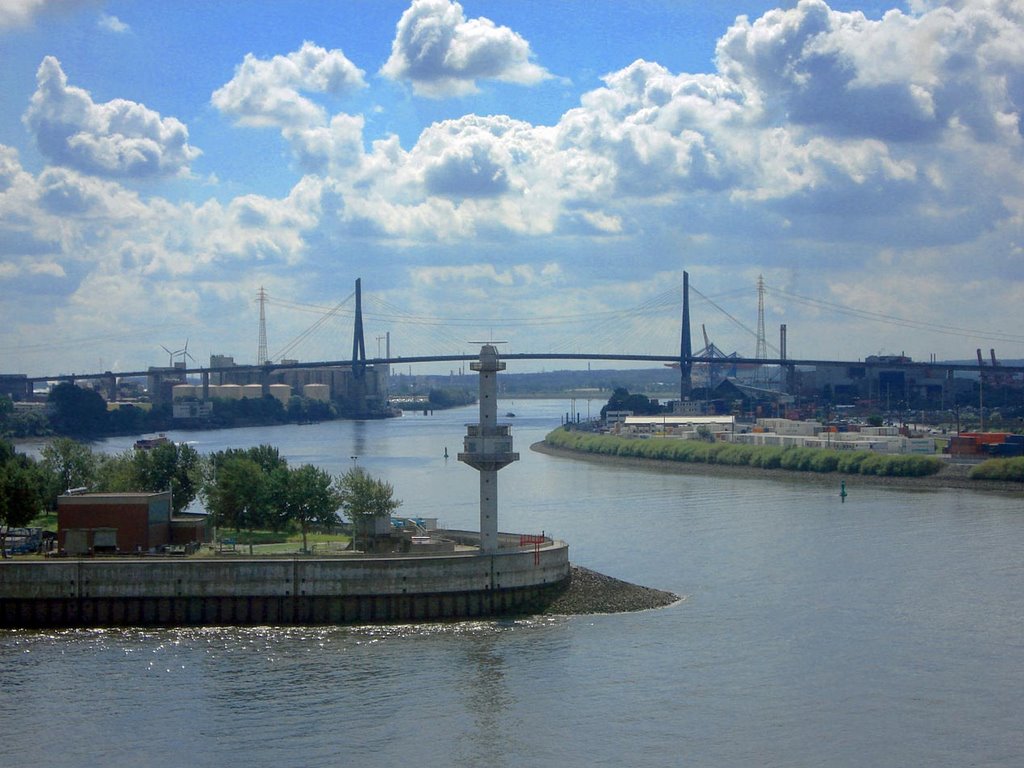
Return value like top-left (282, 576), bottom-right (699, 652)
top-left (716, 444), bottom-right (755, 466)
top-left (970, 457), bottom-right (1024, 482)
top-left (858, 453), bottom-right (887, 476)
top-left (896, 455), bottom-right (943, 477)
top-left (753, 448), bottom-right (784, 469)
top-left (542, 430), bottom-right (944, 478)
top-left (810, 451), bottom-right (841, 473)
top-left (780, 447), bottom-right (817, 471)
top-left (836, 451), bottom-right (868, 474)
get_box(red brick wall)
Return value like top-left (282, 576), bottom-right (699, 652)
top-left (58, 502), bottom-right (152, 553)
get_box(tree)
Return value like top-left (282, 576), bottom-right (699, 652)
top-left (94, 450), bottom-right (137, 494)
top-left (202, 456), bottom-right (269, 554)
top-left (40, 437), bottom-right (98, 508)
top-left (337, 467), bottom-right (401, 550)
top-left (0, 442), bottom-right (43, 557)
top-left (108, 404), bottom-right (147, 434)
top-left (1, 406), bottom-right (50, 438)
top-left (274, 464), bottom-right (342, 552)
top-left (47, 382), bottom-right (109, 435)
top-left (133, 442), bottom-right (203, 515)
top-left (600, 387), bottom-right (664, 419)
top-left (245, 444), bottom-right (288, 475)
top-left (96, 442), bottom-right (204, 515)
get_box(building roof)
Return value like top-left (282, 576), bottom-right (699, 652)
top-left (623, 415), bottom-right (735, 426)
top-left (58, 491), bottom-right (171, 505)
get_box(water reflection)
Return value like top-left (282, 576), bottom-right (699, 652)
top-left (457, 629), bottom-right (514, 768)
top-left (351, 419), bottom-right (368, 463)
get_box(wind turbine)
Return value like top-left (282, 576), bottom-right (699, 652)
top-left (180, 339), bottom-right (195, 367)
top-left (160, 344), bottom-right (182, 368)
top-left (161, 340), bottom-right (194, 369)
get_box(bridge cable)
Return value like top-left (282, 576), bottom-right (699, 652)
top-left (764, 284), bottom-right (1024, 344)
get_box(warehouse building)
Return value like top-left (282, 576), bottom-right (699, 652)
top-left (58, 491), bottom-right (206, 555)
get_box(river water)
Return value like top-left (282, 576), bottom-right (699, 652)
top-left (3, 400), bottom-right (1023, 767)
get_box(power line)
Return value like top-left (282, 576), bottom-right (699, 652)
top-left (765, 284), bottom-right (1024, 344)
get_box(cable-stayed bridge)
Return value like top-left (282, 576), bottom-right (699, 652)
top-left (16, 276), bottom-right (1024, 397)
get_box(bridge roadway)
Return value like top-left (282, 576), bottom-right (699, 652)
top-left (22, 353), bottom-right (1019, 385)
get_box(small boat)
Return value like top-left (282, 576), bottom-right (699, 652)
top-left (134, 435), bottom-right (170, 451)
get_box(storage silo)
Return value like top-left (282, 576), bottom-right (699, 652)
top-left (218, 384), bottom-right (243, 400)
top-left (242, 384), bottom-right (264, 399)
top-left (172, 384), bottom-right (195, 400)
top-left (269, 384), bottom-right (291, 404)
top-left (303, 383), bottom-right (330, 402)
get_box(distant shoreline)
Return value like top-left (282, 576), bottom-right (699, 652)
top-left (531, 441), bottom-right (1024, 495)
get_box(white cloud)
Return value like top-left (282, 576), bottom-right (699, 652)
top-left (559, 60), bottom-right (745, 197)
top-left (28, 260), bottom-right (66, 277)
top-left (5, 1), bottom-right (1024, 372)
top-left (32, 1), bottom-right (1024, 255)
top-left (715, 0), bottom-right (1024, 144)
top-left (326, 114), bottom-right (577, 240)
top-left (36, 166), bottom-right (149, 219)
top-left (212, 41), bottom-right (366, 129)
top-left (0, 0), bottom-right (90, 29)
top-left (381, 0), bottom-right (550, 97)
top-left (244, 0), bottom-right (1021, 252)
top-left (411, 262), bottom-right (562, 287)
top-left (23, 56), bottom-right (201, 178)
top-left (0, 0), bottom-right (47, 29)
top-left (0, 145), bottom-right (24, 192)
top-left (98, 13), bottom-right (129, 34)
top-left (285, 113), bottom-right (367, 175)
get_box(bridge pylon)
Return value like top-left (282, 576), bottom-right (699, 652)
top-left (680, 271), bottom-right (693, 401)
top-left (352, 278), bottom-right (367, 378)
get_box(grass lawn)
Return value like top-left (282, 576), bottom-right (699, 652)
top-left (28, 511), bottom-right (57, 530)
top-left (207, 530), bottom-right (352, 556)
top-left (23, 512), bottom-right (353, 557)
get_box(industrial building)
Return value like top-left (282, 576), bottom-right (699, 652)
top-left (611, 414), bottom-right (737, 438)
top-left (157, 355), bottom-right (390, 420)
top-left (0, 374), bottom-right (30, 401)
top-left (608, 415), bottom-right (937, 455)
top-left (58, 491), bottom-right (207, 555)
top-left (732, 417), bottom-right (936, 454)
top-left (798, 355), bottom-right (968, 408)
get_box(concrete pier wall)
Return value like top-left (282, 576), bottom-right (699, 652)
top-left (0, 538), bottom-right (570, 628)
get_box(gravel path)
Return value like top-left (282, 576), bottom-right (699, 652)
top-left (541, 565), bottom-right (680, 616)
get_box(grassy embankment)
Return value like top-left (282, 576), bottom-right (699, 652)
top-left (544, 428), bottom-right (944, 478)
top-left (968, 457), bottom-right (1024, 482)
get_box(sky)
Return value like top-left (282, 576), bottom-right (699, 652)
top-left (1, 0), bottom-right (1022, 377)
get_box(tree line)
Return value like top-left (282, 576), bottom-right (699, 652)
top-left (1, 381), bottom-right (477, 440)
top-left (0, 437), bottom-right (399, 556)
top-left (0, 383), bottom-right (342, 440)
top-left (545, 428), bottom-right (945, 478)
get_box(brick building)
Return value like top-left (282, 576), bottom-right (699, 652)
top-left (58, 491), bottom-right (206, 555)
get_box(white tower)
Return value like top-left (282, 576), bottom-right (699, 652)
top-left (458, 345), bottom-right (519, 553)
